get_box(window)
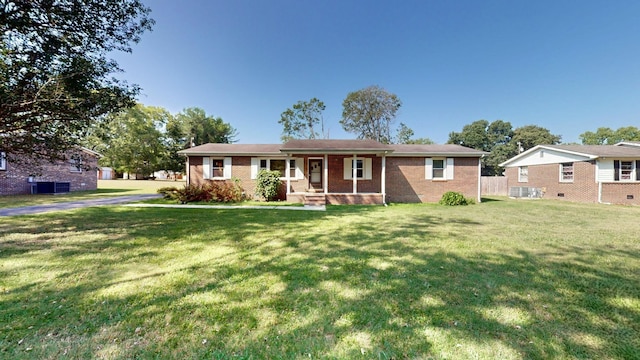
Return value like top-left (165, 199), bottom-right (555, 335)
top-left (0, 152), bottom-right (5, 171)
top-left (560, 163), bottom-right (573, 182)
top-left (203, 157), bottom-right (231, 179)
top-left (252, 158), bottom-right (301, 179)
top-left (289, 159), bottom-right (297, 178)
top-left (614, 160), bottom-right (639, 181)
top-left (432, 159), bottom-right (445, 179)
top-left (70, 155), bottom-right (83, 173)
top-left (425, 158), bottom-right (454, 180)
top-left (518, 166), bottom-right (528, 182)
top-left (212, 159), bottom-right (224, 178)
top-left (343, 157), bottom-right (372, 180)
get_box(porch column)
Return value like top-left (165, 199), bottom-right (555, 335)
top-left (323, 154), bottom-right (328, 194)
top-left (286, 155), bottom-right (291, 194)
top-left (381, 154), bottom-right (386, 203)
top-left (352, 154), bottom-right (357, 194)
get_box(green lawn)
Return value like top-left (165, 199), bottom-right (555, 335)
top-left (1, 199), bottom-right (638, 359)
top-left (0, 180), bottom-right (184, 209)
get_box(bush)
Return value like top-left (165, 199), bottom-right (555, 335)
top-left (255, 170), bottom-right (282, 201)
top-left (157, 180), bottom-right (244, 204)
top-left (439, 191), bottom-right (472, 206)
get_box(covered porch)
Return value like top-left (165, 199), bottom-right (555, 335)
top-left (280, 139), bottom-right (393, 205)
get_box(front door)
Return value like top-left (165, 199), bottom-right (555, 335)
top-left (308, 159), bottom-right (323, 191)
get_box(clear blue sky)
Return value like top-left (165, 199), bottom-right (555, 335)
top-left (112, 0), bottom-right (640, 144)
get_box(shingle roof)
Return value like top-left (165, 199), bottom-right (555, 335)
top-left (389, 144), bottom-right (487, 156)
top-left (281, 139), bottom-right (391, 152)
top-left (178, 143), bottom-right (282, 156)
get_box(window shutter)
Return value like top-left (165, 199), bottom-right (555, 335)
top-left (223, 157), bottom-right (232, 179)
top-left (343, 158), bottom-right (352, 179)
top-left (250, 158), bottom-right (259, 179)
top-left (202, 157), bottom-right (211, 179)
top-left (636, 160), bottom-right (640, 181)
top-left (425, 158), bottom-right (433, 180)
top-left (364, 158), bottom-right (372, 180)
top-left (446, 158), bottom-right (454, 180)
top-left (295, 158), bottom-right (304, 179)
top-left (614, 160), bottom-right (620, 181)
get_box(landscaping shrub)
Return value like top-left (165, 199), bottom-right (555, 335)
top-left (157, 180), bottom-right (244, 204)
top-left (255, 169), bottom-right (282, 201)
top-left (439, 191), bottom-right (472, 206)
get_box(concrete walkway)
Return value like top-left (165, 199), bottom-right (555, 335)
top-left (0, 195), bottom-right (326, 216)
top-left (0, 194), bottom-right (163, 216)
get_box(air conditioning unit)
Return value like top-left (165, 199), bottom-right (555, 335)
top-left (509, 187), bottom-right (542, 198)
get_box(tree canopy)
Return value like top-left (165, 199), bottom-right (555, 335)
top-left (579, 126), bottom-right (640, 145)
top-left (0, 0), bottom-right (154, 162)
top-left (278, 98), bottom-right (326, 142)
top-left (340, 85), bottom-right (402, 144)
top-left (448, 120), bottom-right (561, 175)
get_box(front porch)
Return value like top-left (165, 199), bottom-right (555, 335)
top-left (287, 192), bottom-right (384, 205)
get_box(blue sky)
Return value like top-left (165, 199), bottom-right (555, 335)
top-left (112, 0), bottom-right (640, 144)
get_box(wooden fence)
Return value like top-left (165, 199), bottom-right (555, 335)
top-left (481, 176), bottom-right (508, 196)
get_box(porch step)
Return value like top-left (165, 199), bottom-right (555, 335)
top-left (304, 193), bottom-right (326, 206)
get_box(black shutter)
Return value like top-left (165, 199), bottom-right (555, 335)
top-left (636, 160), bottom-right (640, 181)
top-left (614, 160), bottom-right (620, 181)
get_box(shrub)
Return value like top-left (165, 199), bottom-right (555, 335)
top-left (157, 186), bottom-right (180, 200)
top-left (157, 181), bottom-right (244, 204)
top-left (439, 191), bottom-right (471, 206)
top-left (255, 169), bottom-right (282, 201)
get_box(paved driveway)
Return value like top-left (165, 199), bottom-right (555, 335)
top-left (0, 194), bottom-right (162, 216)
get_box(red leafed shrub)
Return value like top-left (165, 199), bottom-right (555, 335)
top-left (157, 179), bottom-right (244, 204)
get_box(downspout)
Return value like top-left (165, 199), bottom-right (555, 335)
top-left (285, 154), bottom-right (291, 196)
top-left (186, 156), bottom-right (190, 186)
top-left (352, 154), bottom-right (357, 194)
top-left (477, 155), bottom-right (484, 203)
top-left (381, 153), bottom-right (387, 205)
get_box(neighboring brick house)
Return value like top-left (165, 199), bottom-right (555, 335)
top-left (178, 139), bottom-right (486, 205)
top-left (0, 148), bottom-right (100, 195)
top-left (500, 141), bottom-right (640, 205)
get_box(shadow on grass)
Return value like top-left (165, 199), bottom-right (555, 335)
top-left (0, 205), bottom-right (638, 358)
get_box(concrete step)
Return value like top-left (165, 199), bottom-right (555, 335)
top-left (304, 193), bottom-right (326, 206)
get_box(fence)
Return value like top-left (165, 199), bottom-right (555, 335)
top-left (481, 176), bottom-right (508, 196)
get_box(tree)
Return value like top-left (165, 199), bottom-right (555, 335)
top-left (393, 122), bottom-right (434, 144)
top-left (279, 98), bottom-right (326, 142)
top-left (162, 107), bottom-right (237, 173)
top-left (86, 104), bottom-right (169, 177)
top-left (340, 85), bottom-right (402, 143)
top-left (0, 0), bottom-right (153, 163)
top-left (448, 121), bottom-right (560, 175)
top-left (580, 126), bottom-right (640, 145)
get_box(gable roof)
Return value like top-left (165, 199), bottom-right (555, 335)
top-left (500, 144), bottom-right (640, 167)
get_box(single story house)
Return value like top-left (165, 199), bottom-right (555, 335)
top-left (500, 141), bottom-right (640, 205)
top-left (178, 139), bottom-right (486, 205)
top-left (0, 148), bottom-right (100, 195)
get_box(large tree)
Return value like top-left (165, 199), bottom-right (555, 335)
top-left (580, 126), bottom-right (640, 145)
top-left (162, 107), bottom-right (237, 173)
top-left (0, 0), bottom-right (154, 163)
top-left (340, 85), bottom-right (402, 144)
top-left (278, 98), bottom-right (326, 142)
top-left (86, 104), bottom-right (169, 177)
top-left (448, 120), bottom-right (560, 175)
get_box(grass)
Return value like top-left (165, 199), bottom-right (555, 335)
top-left (0, 199), bottom-right (639, 359)
top-left (0, 180), bottom-right (184, 209)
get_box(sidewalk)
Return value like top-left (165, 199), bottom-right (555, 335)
top-left (0, 194), bottom-right (163, 216)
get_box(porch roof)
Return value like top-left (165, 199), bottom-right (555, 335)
top-left (280, 139), bottom-right (393, 154)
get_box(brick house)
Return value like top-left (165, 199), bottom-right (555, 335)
top-left (0, 148), bottom-right (100, 195)
top-left (500, 141), bottom-right (640, 204)
top-left (178, 139), bottom-right (486, 205)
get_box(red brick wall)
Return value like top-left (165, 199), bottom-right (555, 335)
top-left (386, 157), bottom-right (480, 203)
top-left (601, 183), bottom-right (640, 205)
top-left (187, 155), bottom-right (480, 203)
top-left (505, 162), bottom-right (599, 203)
top-left (0, 154), bottom-right (98, 195)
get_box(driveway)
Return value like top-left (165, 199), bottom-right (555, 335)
top-left (0, 194), bottom-right (162, 216)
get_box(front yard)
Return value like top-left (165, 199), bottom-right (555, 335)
top-left (0, 199), bottom-right (638, 359)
